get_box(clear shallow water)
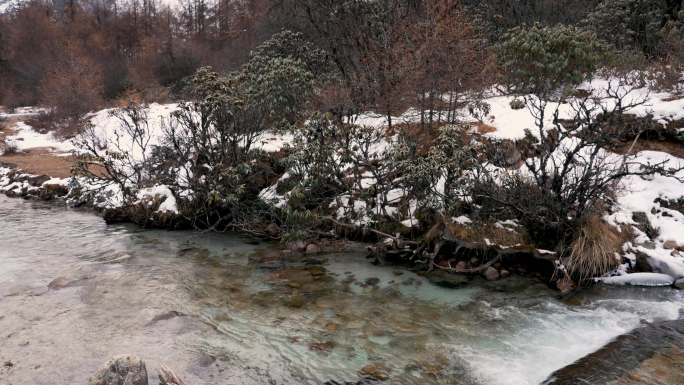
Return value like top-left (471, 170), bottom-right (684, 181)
top-left (1, 195), bottom-right (683, 385)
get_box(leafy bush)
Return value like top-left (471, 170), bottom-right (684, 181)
top-left (583, 0), bottom-right (668, 56)
top-left (498, 23), bottom-right (604, 98)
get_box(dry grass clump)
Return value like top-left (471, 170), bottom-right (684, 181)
top-left (444, 221), bottom-right (525, 247)
top-left (566, 215), bottom-right (627, 280)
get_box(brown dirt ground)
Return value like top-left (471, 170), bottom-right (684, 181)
top-left (0, 150), bottom-right (75, 178)
top-left (1, 118), bottom-right (74, 178)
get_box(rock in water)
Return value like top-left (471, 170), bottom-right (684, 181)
top-left (87, 356), bottom-right (148, 385)
top-left (675, 277), bottom-right (684, 290)
top-left (483, 266), bottom-right (500, 281)
top-left (305, 243), bottom-right (322, 254)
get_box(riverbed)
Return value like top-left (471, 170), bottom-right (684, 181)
top-left (1, 195), bottom-right (683, 385)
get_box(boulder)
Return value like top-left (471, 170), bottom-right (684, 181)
top-left (87, 355), bottom-right (148, 385)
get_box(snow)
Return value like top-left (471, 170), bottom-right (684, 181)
top-left (136, 185), bottom-right (178, 214)
top-left (254, 131), bottom-right (293, 152)
top-left (478, 77), bottom-right (684, 141)
top-left (452, 215), bottom-right (473, 225)
top-left (604, 150), bottom-right (684, 279)
top-left (85, 103), bottom-right (177, 163)
top-left (596, 272), bottom-right (675, 286)
top-left (5, 122), bottom-right (75, 153)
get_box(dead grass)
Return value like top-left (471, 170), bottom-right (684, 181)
top-left (566, 215), bottom-right (628, 279)
top-left (474, 122), bottom-right (497, 134)
top-left (445, 221), bottom-right (526, 247)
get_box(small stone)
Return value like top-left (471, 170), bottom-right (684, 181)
top-left (309, 340), bottom-right (336, 353)
top-left (675, 278), bottom-right (684, 290)
top-left (305, 243), bottom-right (322, 254)
top-left (325, 322), bottom-right (338, 333)
top-left (483, 267), bottom-right (500, 281)
top-left (500, 269), bottom-right (511, 278)
top-left (359, 363), bottom-right (390, 381)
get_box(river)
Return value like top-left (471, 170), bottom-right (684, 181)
top-left (1, 195), bottom-right (683, 385)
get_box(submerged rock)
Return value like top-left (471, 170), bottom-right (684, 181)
top-left (483, 266), bottom-right (500, 281)
top-left (87, 355), bottom-right (148, 385)
top-left (359, 363), bottom-right (390, 381)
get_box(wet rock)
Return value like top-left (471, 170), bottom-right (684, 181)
top-left (635, 251), bottom-right (654, 273)
top-left (27, 175), bottom-right (50, 187)
top-left (424, 270), bottom-right (469, 288)
top-left (675, 278), bottom-right (684, 290)
top-left (500, 269), bottom-right (511, 278)
top-left (305, 243), bottom-right (322, 254)
top-left (288, 240), bottom-right (307, 252)
top-left (364, 277), bottom-right (380, 286)
top-left (87, 355), bottom-right (148, 385)
top-left (309, 340), bottom-right (336, 353)
top-left (359, 363), bottom-right (390, 381)
top-left (265, 223), bottom-right (281, 238)
top-left (556, 276), bottom-right (576, 294)
top-left (40, 183), bottom-right (69, 200)
top-left (632, 212), bottom-right (658, 239)
top-left (483, 267), bottom-right (500, 281)
top-left (664, 240), bottom-right (682, 250)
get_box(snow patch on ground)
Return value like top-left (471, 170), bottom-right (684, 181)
top-left (605, 150), bottom-right (684, 279)
top-left (5, 122), bottom-right (75, 153)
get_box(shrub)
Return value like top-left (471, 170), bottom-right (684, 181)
top-left (583, 0), bottom-right (668, 56)
top-left (509, 98), bottom-right (526, 110)
top-left (498, 23), bottom-right (604, 98)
